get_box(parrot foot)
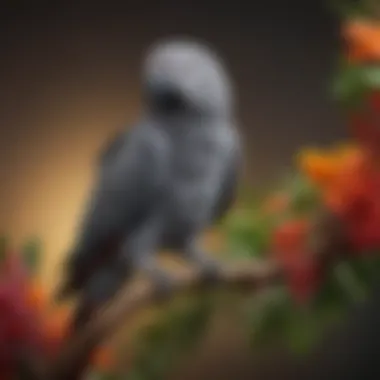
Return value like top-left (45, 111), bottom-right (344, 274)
top-left (184, 241), bottom-right (222, 285)
top-left (150, 271), bottom-right (177, 301)
top-left (198, 258), bottom-right (223, 285)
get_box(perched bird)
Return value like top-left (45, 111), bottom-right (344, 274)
top-left (55, 37), bottom-right (242, 329)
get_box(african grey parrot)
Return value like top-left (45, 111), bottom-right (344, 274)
top-left (55, 37), bottom-right (242, 329)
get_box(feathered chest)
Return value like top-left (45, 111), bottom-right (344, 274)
top-left (167, 126), bottom-right (221, 182)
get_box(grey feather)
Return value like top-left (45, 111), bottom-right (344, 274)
top-left (57, 123), bottom-right (168, 299)
top-left (98, 129), bottom-right (132, 167)
top-left (57, 38), bottom-right (242, 326)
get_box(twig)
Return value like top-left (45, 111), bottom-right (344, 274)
top-left (44, 259), bottom-right (281, 380)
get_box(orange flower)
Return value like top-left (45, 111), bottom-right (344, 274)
top-left (24, 279), bottom-right (46, 311)
top-left (91, 345), bottom-right (115, 371)
top-left (302, 144), bottom-right (380, 252)
top-left (297, 144), bottom-right (359, 190)
top-left (324, 149), bottom-right (373, 213)
top-left (342, 19), bottom-right (380, 63)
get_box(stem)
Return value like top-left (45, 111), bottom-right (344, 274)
top-left (335, 262), bottom-right (367, 303)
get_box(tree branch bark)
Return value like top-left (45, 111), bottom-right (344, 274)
top-left (21, 207), bottom-right (348, 380)
top-left (43, 259), bottom-right (281, 380)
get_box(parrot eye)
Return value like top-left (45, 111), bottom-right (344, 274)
top-left (146, 80), bottom-right (187, 114)
top-left (156, 89), bottom-right (186, 113)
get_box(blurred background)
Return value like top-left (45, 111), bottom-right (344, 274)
top-left (0, 1), bottom-right (346, 378)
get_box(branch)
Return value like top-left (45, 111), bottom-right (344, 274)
top-left (23, 208), bottom-right (346, 380)
top-left (44, 259), bottom-right (281, 380)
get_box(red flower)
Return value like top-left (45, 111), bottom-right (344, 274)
top-left (272, 219), bottom-right (322, 303)
top-left (344, 184), bottom-right (380, 252)
top-left (350, 113), bottom-right (380, 156)
top-left (349, 91), bottom-right (380, 159)
top-left (324, 151), bottom-right (380, 252)
top-left (370, 91), bottom-right (380, 111)
top-left (338, 89), bottom-right (380, 251)
top-left (0, 251), bottom-right (51, 378)
top-left (300, 140), bottom-right (380, 254)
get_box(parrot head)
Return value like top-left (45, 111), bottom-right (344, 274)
top-left (143, 37), bottom-right (234, 117)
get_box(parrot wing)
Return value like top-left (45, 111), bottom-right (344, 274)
top-left (97, 129), bottom-right (130, 167)
top-left (56, 123), bottom-right (166, 300)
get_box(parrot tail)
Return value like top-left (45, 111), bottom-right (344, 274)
top-left (70, 258), bottom-right (133, 329)
top-left (70, 300), bottom-right (94, 332)
top-left (54, 248), bottom-right (95, 303)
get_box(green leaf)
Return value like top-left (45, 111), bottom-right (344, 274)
top-left (327, 0), bottom-right (372, 18)
top-left (347, 254), bottom-right (380, 290)
top-left (246, 288), bottom-right (292, 349)
top-left (363, 66), bottom-right (380, 87)
top-left (246, 277), bottom-right (346, 355)
top-left (285, 305), bottom-right (340, 355)
top-left (284, 173), bottom-right (320, 216)
top-left (86, 371), bottom-right (119, 380)
top-left (332, 64), bottom-right (380, 109)
top-left (332, 64), bottom-right (367, 109)
top-left (21, 237), bottom-right (42, 275)
top-left (329, 255), bottom-right (380, 304)
top-left (126, 370), bottom-right (146, 380)
top-left (334, 262), bottom-right (368, 303)
top-left (130, 296), bottom-right (213, 380)
top-left (285, 310), bottom-right (317, 354)
top-left (223, 208), bottom-right (273, 259)
top-left (236, 183), bottom-right (261, 208)
top-left (280, 264), bottom-right (363, 355)
top-left (313, 266), bottom-right (348, 310)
